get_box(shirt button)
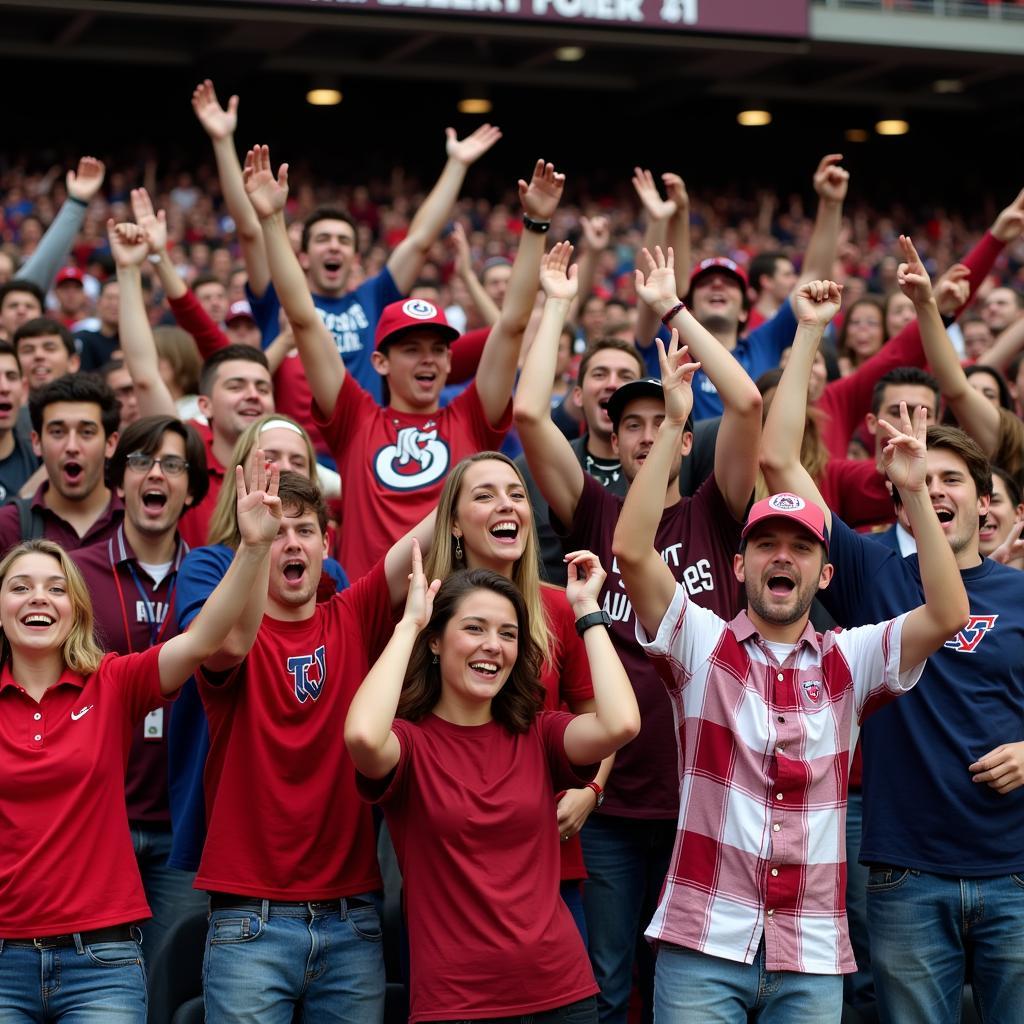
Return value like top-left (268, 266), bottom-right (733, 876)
top-left (777, 716), bottom-right (785, 723)
top-left (773, 823), bottom-right (781, 832)
top-left (33, 712), bottom-right (41, 721)
top-left (771, 868), bottom-right (779, 877)
top-left (34, 734), bottom-right (42, 741)
top-left (776, 793), bottom-right (784, 801)
top-left (777, 672), bottom-right (784, 681)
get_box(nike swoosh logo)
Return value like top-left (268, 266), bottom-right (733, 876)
top-left (70, 705), bottom-right (94, 721)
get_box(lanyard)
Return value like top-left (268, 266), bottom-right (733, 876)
top-left (112, 560), bottom-right (177, 653)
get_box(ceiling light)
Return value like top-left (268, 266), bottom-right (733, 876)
top-left (457, 97), bottom-right (492, 114)
top-left (555, 46), bottom-right (585, 62)
top-left (933, 78), bottom-right (964, 94)
top-left (875, 119), bottom-right (909, 136)
top-left (306, 88), bottom-right (342, 106)
top-left (737, 109), bottom-right (771, 127)
top-left (844, 128), bottom-right (870, 143)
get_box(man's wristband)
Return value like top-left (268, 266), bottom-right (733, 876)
top-left (661, 301), bottom-right (686, 325)
top-left (67, 195), bottom-right (88, 208)
top-left (522, 214), bottom-right (551, 234)
top-left (575, 610), bottom-right (611, 636)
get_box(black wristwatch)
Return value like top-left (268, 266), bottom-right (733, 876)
top-left (522, 214), bottom-right (551, 234)
top-left (575, 610), bottom-right (612, 637)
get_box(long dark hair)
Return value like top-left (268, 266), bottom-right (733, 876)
top-left (397, 569), bottom-right (545, 733)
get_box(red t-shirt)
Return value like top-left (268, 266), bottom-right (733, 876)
top-left (552, 473), bottom-right (744, 818)
top-left (177, 424), bottom-right (225, 550)
top-left (195, 562), bottom-right (393, 900)
top-left (819, 458), bottom-right (894, 532)
top-left (0, 645), bottom-right (166, 936)
top-left (539, 584), bottom-right (593, 882)
top-left (315, 373), bottom-right (510, 580)
top-left (359, 710), bottom-right (599, 1022)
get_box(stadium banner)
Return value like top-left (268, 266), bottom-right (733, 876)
top-left (229, 0), bottom-right (809, 38)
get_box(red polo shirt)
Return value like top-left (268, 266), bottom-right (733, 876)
top-left (0, 484), bottom-right (124, 558)
top-left (0, 645), bottom-right (166, 936)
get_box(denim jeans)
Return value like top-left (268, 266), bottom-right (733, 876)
top-left (843, 791), bottom-right (877, 1023)
top-left (561, 881), bottom-right (588, 946)
top-left (867, 866), bottom-right (1024, 1024)
top-left (579, 815), bottom-right (676, 1024)
top-left (130, 825), bottom-right (208, 963)
top-left (0, 935), bottom-right (147, 1022)
top-left (653, 940), bottom-right (843, 1023)
top-left (202, 897), bottom-right (385, 1023)
top-left (434, 994), bottom-right (598, 1023)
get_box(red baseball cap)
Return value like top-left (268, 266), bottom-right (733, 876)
top-left (375, 298), bottom-right (460, 350)
top-left (55, 266), bottom-right (85, 286)
top-left (741, 493), bottom-right (829, 551)
top-left (686, 257), bottom-right (748, 298)
top-left (225, 300), bottom-right (256, 325)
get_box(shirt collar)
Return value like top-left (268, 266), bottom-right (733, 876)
top-left (107, 523), bottom-right (190, 572)
top-left (0, 659), bottom-right (86, 694)
top-left (729, 609), bottom-right (822, 655)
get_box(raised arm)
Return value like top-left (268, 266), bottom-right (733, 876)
top-left (513, 243), bottom-right (586, 526)
top-left (796, 154), bottom-right (848, 289)
top-left (345, 540), bottom-right (440, 779)
top-left (638, 246), bottom-right (763, 519)
top-left (632, 169), bottom-right (678, 347)
top-left (570, 214), bottom-right (609, 324)
top-left (474, 159), bottom-right (565, 426)
top-left (878, 406), bottom-right (970, 669)
top-left (107, 220), bottom-right (177, 417)
top-left (18, 157), bottom-right (105, 290)
top-left (244, 145), bottom-right (345, 414)
top-left (387, 124), bottom-right (502, 293)
top-left (449, 221), bottom-right (499, 326)
top-left (192, 80), bottom-right (271, 298)
top-left (611, 332), bottom-right (700, 638)
top-left (664, 173), bottom-right (692, 298)
top-left (560, 551), bottom-right (641, 764)
top-left (760, 281), bottom-right (844, 533)
top-left (384, 509), bottom-right (438, 607)
top-left (159, 460), bottom-right (279, 692)
top-left (898, 234), bottom-right (1001, 455)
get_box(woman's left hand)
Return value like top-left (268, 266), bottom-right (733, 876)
top-left (556, 786), bottom-right (598, 840)
top-left (564, 549), bottom-right (606, 615)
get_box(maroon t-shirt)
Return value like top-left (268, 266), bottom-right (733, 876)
top-left (72, 526), bottom-right (187, 826)
top-left (0, 484), bottom-right (124, 558)
top-left (551, 473), bottom-right (743, 818)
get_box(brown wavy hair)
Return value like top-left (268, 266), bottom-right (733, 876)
top-left (397, 569), bottom-right (545, 734)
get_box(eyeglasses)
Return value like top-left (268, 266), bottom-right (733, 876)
top-left (125, 453), bottom-right (189, 476)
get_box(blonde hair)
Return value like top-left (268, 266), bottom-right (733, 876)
top-left (0, 540), bottom-right (104, 675)
top-left (207, 413), bottom-right (319, 547)
top-left (424, 451), bottom-right (554, 667)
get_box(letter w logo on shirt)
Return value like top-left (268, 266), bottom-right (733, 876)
top-left (944, 614), bottom-right (998, 654)
top-left (287, 645), bottom-right (327, 703)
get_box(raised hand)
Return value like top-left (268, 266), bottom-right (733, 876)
top-left (634, 245), bottom-right (679, 313)
top-left (988, 511), bottom-right (1024, 569)
top-left (877, 402), bottom-right (928, 494)
top-left (445, 123), bottom-right (502, 166)
top-left (794, 279), bottom-right (843, 327)
top-left (402, 538), bottom-right (441, 631)
top-left (243, 145), bottom-right (289, 219)
top-left (66, 156), bottom-right (106, 203)
top-left (934, 263), bottom-right (971, 317)
top-left (448, 221), bottom-right (473, 276)
top-left (579, 214), bottom-right (610, 251)
top-left (992, 186), bottom-right (1024, 243)
top-left (662, 172), bottom-right (689, 213)
top-left (518, 159), bottom-right (566, 222)
top-left (896, 234), bottom-right (934, 306)
top-left (192, 79), bottom-right (239, 141)
top-left (234, 451), bottom-right (282, 547)
top-left (107, 219), bottom-right (150, 269)
top-left (656, 330), bottom-right (700, 429)
top-left (564, 549), bottom-right (607, 615)
top-left (813, 153), bottom-right (849, 204)
top-left (632, 167), bottom-right (677, 221)
top-left (539, 241), bottom-right (577, 302)
top-left (130, 187), bottom-right (167, 253)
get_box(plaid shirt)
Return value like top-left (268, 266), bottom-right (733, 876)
top-left (637, 584), bottom-right (923, 974)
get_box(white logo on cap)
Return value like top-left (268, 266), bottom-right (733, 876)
top-left (402, 299), bottom-right (437, 320)
top-left (767, 493), bottom-right (805, 512)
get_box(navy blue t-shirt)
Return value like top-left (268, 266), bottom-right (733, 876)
top-left (822, 515), bottom-right (1024, 876)
top-left (247, 268), bottom-right (401, 405)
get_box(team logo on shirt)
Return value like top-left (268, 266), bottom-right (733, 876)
top-left (286, 645), bottom-right (327, 703)
top-left (802, 679), bottom-right (822, 704)
top-left (943, 614), bottom-right (998, 654)
top-left (374, 427), bottom-right (450, 491)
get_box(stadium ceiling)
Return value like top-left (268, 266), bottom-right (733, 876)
top-left (2, 0), bottom-right (1024, 116)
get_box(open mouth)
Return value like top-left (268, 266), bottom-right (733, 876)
top-left (0, 401), bottom-right (12, 415)
top-left (767, 575), bottom-right (796, 598)
top-left (62, 461), bottom-right (83, 483)
top-left (469, 661), bottom-right (499, 678)
top-left (282, 560), bottom-right (306, 582)
top-left (414, 371), bottom-right (437, 386)
top-left (142, 491), bottom-right (167, 511)
top-left (490, 521), bottom-right (519, 542)
top-left (934, 508), bottom-right (955, 525)
top-left (323, 260), bottom-right (342, 274)
top-left (22, 613), bottom-right (55, 628)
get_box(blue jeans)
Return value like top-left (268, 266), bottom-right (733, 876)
top-left (654, 940), bottom-right (843, 1023)
top-left (867, 866), bottom-right (1024, 1024)
top-left (561, 881), bottom-right (588, 947)
top-left (435, 994), bottom-right (598, 1023)
top-left (202, 897), bottom-right (385, 1023)
top-left (843, 791), bottom-right (877, 1023)
top-left (580, 815), bottom-right (676, 1024)
top-left (0, 935), bottom-right (147, 1022)
top-left (130, 825), bottom-right (207, 963)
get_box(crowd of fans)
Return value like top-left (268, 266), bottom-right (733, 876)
top-left (1, 77), bottom-right (1023, 1024)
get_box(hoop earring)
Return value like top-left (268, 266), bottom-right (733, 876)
top-left (454, 536), bottom-right (463, 561)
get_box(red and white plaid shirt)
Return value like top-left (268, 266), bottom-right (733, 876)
top-left (637, 584), bottom-right (923, 974)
